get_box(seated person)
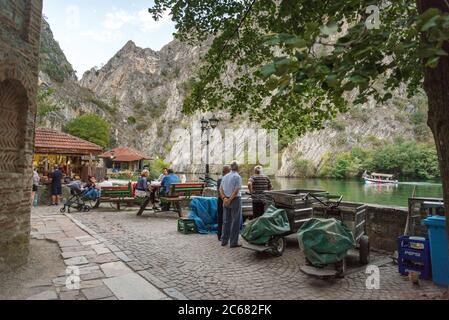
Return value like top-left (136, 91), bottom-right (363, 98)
top-left (158, 168), bottom-right (169, 182)
top-left (136, 170), bottom-right (159, 211)
top-left (67, 176), bottom-right (83, 194)
top-left (84, 176), bottom-right (101, 200)
top-left (160, 169), bottom-right (181, 211)
top-left (135, 170), bottom-right (150, 198)
top-left (161, 169), bottom-right (181, 195)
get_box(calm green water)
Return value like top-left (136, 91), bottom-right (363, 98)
top-left (188, 173), bottom-right (443, 207)
top-left (271, 178), bottom-right (443, 207)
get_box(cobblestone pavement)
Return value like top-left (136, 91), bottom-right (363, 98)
top-left (68, 207), bottom-right (447, 300)
top-left (20, 207), bottom-right (171, 300)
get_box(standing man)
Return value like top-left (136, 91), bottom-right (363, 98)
top-left (217, 165), bottom-right (231, 241)
top-left (220, 161), bottom-right (243, 248)
top-left (248, 165), bottom-right (273, 219)
top-left (50, 165), bottom-right (63, 206)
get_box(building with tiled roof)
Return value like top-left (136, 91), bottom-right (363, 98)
top-left (99, 147), bottom-right (151, 172)
top-left (35, 127), bottom-right (103, 155)
top-left (33, 128), bottom-right (104, 178)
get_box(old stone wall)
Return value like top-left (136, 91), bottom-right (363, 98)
top-left (0, 0), bottom-right (43, 271)
top-left (365, 205), bottom-right (408, 252)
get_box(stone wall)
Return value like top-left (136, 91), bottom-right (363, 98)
top-left (0, 0), bottom-right (43, 271)
top-left (365, 205), bottom-right (408, 252)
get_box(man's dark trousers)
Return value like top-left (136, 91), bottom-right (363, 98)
top-left (222, 197), bottom-right (242, 247)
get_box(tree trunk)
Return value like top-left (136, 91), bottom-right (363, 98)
top-left (418, 0), bottom-right (449, 276)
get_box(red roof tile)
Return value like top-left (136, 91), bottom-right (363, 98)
top-left (35, 128), bottom-right (103, 155)
top-left (99, 147), bottom-right (151, 162)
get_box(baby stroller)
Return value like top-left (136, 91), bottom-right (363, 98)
top-left (60, 183), bottom-right (92, 213)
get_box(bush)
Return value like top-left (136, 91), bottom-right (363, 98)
top-left (127, 116), bottom-right (137, 125)
top-left (368, 141), bottom-right (440, 179)
top-left (318, 141), bottom-right (440, 180)
top-left (36, 87), bottom-right (61, 124)
top-left (86, 96), bottom-right (118, 115)
top-left (293, 158), bottom-right (315, 177)
top-left (64, 114), bottom-right (110, 149)
top-left (147, 158), bottom-right (171, 180)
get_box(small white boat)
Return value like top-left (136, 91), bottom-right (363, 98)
top-left (363, 171), bottom-right (398, 184)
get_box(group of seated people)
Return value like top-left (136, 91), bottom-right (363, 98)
top-left (66, 168), bottom-right (184, 210)
top-left (136, 168), bottom-right (182, 211)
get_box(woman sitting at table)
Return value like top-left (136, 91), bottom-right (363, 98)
top-left (136, 170), bottom-right (159, 211)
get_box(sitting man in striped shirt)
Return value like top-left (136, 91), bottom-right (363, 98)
top-left (248, 166), bottom-right (272, 219)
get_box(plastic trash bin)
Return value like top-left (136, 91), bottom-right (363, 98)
top-left (423, 216), bottom-right (449, 287)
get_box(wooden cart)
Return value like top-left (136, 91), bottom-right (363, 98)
top-left (241, 189), bottom-right (331, 257)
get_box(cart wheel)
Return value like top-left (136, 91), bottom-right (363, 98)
top-left (269, 237), bottom-right (286, 257)
top-left (60, 207), bottom-right (66, 213)
top-left (359, 235), bottom-right (370, 265)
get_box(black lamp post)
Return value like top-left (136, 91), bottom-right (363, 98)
top-left (201, 116), bottom-right (219, 180)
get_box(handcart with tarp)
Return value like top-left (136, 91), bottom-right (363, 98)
top-left (298, 194), bottom-right (370, 278)
top-left (241, 189), bottom-right (332, 256)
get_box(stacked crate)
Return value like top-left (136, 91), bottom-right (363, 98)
top-left (177, 219), bottom-right (198, 235)
top-left (397, 236), bottom-right (431, 280)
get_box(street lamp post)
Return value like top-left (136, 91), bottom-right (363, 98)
top-left (200, 116), bottom-right (219, 181)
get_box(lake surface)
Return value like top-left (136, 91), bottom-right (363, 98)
top-left (270, 178), bottom-right (443, 207)
top-left (187, 174), bottom-right (444, 207)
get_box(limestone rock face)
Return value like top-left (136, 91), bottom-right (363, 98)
top-left (38, 20), bottom-right (430, 176)
top-left (39, 18), bottom-right (77, 83)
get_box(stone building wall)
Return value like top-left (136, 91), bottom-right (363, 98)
top-left (0, 0), bottom-right (43, 271)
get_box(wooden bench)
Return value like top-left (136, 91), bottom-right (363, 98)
top-left (137, 182), bottom-right (206, 217)
top-left (95, 183), bottom-right (145, 210)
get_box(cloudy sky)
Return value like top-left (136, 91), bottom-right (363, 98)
top-left (43, 0), bottom-right (176, 77)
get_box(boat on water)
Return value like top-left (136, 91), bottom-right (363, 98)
top-left (362, 171), bottom-right (399, 184)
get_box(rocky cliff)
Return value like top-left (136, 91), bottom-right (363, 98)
top-left (38, 19), bottom-right (432, 176)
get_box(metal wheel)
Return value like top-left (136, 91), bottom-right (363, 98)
top-left (359, 235), bottom-right (370, 265)
top-left (269, 237), bottom-right (286, 257)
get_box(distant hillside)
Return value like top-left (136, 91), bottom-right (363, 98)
top-left (37, 19), bottom-right (435, 177)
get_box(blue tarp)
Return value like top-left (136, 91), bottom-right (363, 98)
top-left (188, 197), bottom-right (218, 234)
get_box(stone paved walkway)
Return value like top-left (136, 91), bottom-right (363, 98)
top-left (26, 207), bottom-right (172, 300)
top-left (61, 207), bottom-right (446, 300)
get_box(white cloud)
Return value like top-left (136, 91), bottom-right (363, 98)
top-left (101, 8), bottom-right (172, 32)
top-left (103, 9), bottom-right (133, 30)
top-left (81, 30), bottom-right (122, 43)
top-left (137, 9), bottom-right (172, 32)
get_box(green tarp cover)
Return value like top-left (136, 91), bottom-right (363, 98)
top-left (241, 205), bottom-right (290, 245)
top-left (297, 218), bottom-right (356, 267)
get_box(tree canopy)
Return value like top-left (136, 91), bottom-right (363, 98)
top-left (64, 114), bottom-right (111, 149)
top-left (149, 0), bottom-right (449, 138)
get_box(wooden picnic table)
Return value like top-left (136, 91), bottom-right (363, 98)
top-left (137, 182), bottom-right (206, 217)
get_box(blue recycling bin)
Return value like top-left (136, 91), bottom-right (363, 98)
top-left (423, 216), bottom-right (449, 287)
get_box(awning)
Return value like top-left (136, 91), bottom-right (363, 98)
top-left (35, 128), bottom-right (103, 156)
